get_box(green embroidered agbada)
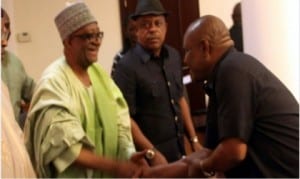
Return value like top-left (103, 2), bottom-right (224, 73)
top-left (1, 50), bottom-right (35, 126)
top-left (24, 57), bottom-right (135, 178)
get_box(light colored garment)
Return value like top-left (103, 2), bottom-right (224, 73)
top-left (1, 50), bottom-right (35, 127)
top-left (1, 81), bottom-right (36, 178)
top-left (24, 57), bottom-right (135, 178)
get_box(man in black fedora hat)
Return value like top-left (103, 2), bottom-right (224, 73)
top-left (113, 0), bottom-right (202, 165)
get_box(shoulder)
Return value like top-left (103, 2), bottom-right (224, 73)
top-left (162, 45), bottom-right (181, 68)
top-left (215, 50), bottom-right (269, 89)
top-left (4, 50), bottom-right (20, 60)
top-left (114, 52), bottom-right (123, 62)
top-left (112, 48), bottom-right (140, 81)
top-left (164, 45), bottom-right (181, 66)
top-left (35, 58), bottom-right (77, 98)
top-left (43, 57), bottom-right (65, 73)
top-left (164, 45), bottom-right (180, 57)
top-left (219, 50), bottom-right (261, 74)
top-left (40, 57), bottom-right (70, 83)
top-left (118, 47), bottom-right (141, 68)
top-left (3, 51), bottom-right (24, 67)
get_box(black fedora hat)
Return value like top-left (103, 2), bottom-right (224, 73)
top-left (131, 0), bottom-right (168, 20)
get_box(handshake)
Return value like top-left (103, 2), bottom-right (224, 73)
top-left (117, 148), bottom-right (220, 178)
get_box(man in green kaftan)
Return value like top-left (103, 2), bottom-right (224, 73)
top-left (24, 2), bottom-right (146, 178)
top-left (1, 8), bottom-right (35, 129)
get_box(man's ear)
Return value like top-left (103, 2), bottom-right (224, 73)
top-left (200, 39), bottom-right (210, 59)
top-left (63, 37), bottom-right (72, 48)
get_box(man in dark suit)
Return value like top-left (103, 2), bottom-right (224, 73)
top-left (113, 0), bottom-right (201, 165)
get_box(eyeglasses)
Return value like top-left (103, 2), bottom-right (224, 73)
top-left (1, 31), bottom-right (10, 41)
top-left (72, 31), bottom-right (104, 42)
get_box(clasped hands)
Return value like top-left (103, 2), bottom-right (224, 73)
top-left (117, 148), bottom-right (219, 178)
top-left (114, 149), bottom-right (168, 178)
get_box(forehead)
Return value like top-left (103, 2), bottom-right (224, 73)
top-left (184, 31), bottom-right (197, 47)
top-left (1, 13), bottom-right (9, 23)
top-left (136, 15), bottom-right (165, 22)
top-left (75, 22), bottom-right (99, 33)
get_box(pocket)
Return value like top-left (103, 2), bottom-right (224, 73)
top-left (139, 80), bottom-right (161, 97)
top-left (151, 81), bottom-right (161, 97)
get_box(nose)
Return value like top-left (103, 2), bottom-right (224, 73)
top-left (90, 37), bottom-right (101, 47)
top-left (93, 39), bottom-right (101, 47)
top-left (91, 32), bottom-right (103, 46)
top-left (2, 38), bottom-right (8, 48)
top-left (149, 25), bottom-right (158, 33)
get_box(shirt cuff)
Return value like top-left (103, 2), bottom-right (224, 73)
top-left (53, 142), bottom-right (82, 173)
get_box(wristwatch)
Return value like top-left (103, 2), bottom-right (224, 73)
top-left (190, 136), bottom-right (199, 143)
top-left (145, 148), bottom-right (156, 160)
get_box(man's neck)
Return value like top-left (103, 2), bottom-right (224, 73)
top-left (74, 68), bottom-right (91, 87)
top-left (66, 59), bottom-right (91, 87)
top-left (145, 47), bottom-right (162, 57)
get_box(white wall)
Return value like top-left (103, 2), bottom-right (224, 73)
top-left (2, 0), bottom-right (122, 81)
top-left (243, 0), bottom-right (299, 100)
top-left (199, 0), bottom-right (241, 28)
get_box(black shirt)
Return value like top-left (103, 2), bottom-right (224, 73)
top-left (205, 47), bottom-right (299, 178)
top-left (113, 44), bottom-right (185, 162)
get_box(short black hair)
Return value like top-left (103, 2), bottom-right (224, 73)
top-left (1, 8), bottom-right (8, 18)
top-left (1, 8), bottom-right (4, 18)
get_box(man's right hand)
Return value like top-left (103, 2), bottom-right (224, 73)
top-left (124, 150), bottom-right (149, 177)
top-left (114, 160), bottom-right (145, 178)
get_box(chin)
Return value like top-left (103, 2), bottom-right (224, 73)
top-left (91, 58), bottom-right (98, 62)
top-left (83, 59), bottom-right (96, 67)
top-left (87, 56), bottom-right (98, 63)
top-left (147, 43), bottom-right (162, 50)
